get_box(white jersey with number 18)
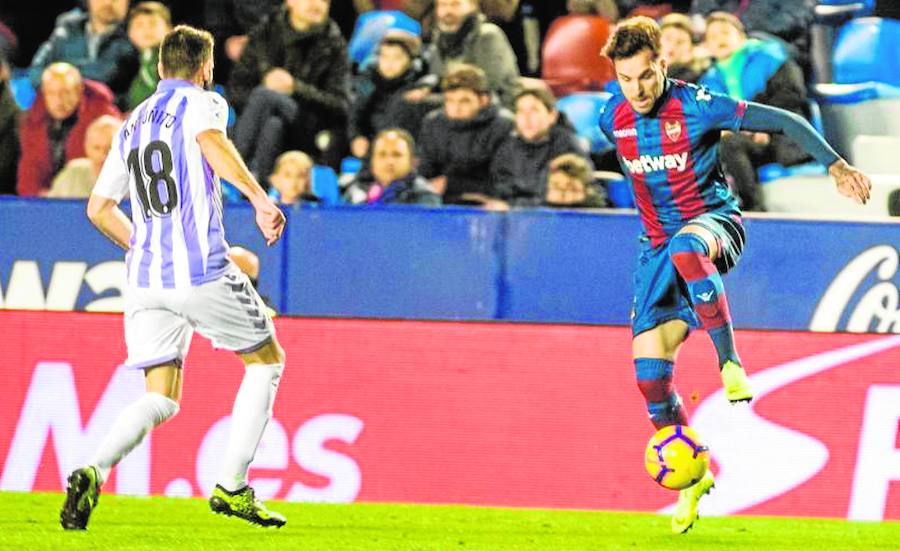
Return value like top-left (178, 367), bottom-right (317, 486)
top-left (93, 79), bottom-right (231, 290)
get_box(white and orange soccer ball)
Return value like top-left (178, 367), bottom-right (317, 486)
top-left (644, 424), bottom-right (710, 490)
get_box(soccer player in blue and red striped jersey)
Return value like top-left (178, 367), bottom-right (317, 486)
top-left (598, 16), bottom-right (872, 534)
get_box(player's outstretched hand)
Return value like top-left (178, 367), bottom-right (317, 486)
top-left (253, 198), bottom-right (286, 246)
top-left (829, 159), bottom-right (872, 205)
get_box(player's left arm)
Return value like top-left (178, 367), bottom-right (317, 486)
top-left (739, 102), bottom-right (872, 205)
top-left (86, 195), bottom-right (133, 251)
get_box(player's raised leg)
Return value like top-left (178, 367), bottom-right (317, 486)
top-left (208, 338), bottom-right (286, 527)
top-left (669, 226), bottom-right (752, 403)
top-left (633, 321), bottom-right (716, 534)
top-left (60, 363), bottom-right (182, 530)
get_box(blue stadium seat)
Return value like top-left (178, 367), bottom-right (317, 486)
top-left (347, 10), bottom-right (421, 69)
top-left (832, 17), bottom-right (900, 86)
top-left (813, 81), bottom-right (900, 160)
top-left (757, 99), bottom-right (828, 184)
top-left (604, 176), bottom-right (634, 209)
top-left (10, 76), bottom-right (36, 110)
top-left (340, 156), bottom-right (363, 178)
top-left (311, 165), bottom-right (341, 205)
top-left (556, 92), bottom-right (615, 155)
top-left (807, 98), bottom-right (825, 135)
top-left (213, 84), bottom-right (236, 128)
top-left (814, 0), bottom-right (875, 23)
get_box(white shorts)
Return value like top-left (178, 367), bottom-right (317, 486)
top-left (123, 263), bottom-right (275, 369)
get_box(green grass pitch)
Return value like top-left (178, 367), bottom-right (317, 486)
top-left (4, 492), bottom-right (899, 550)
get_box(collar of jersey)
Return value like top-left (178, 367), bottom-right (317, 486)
top-left (156, 79), bottom-right (200, 93)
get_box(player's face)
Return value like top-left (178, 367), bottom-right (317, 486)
top-left (371, 133), bottom-right (413, 185)
top-left (515, 94), bottom-right (557, 142)
top-left (660, 27), bottom-right (693, 66)
top-left (128, 13), bottom-right (170, 51)
top-left (444, 88), bottom-right (485, 120)
top-left (436, 0), bottom-right (476, 33)
top-left (287, 0), bottom-right (330, 27)
top-left (88, 0), bottom-right (128, 26)
top-left (42, 74), bottom-right (83, 121)
top-left (705, 21), bottom-right (744, 62)
top-left (377, 44), bottom-right (411, 81)
top-left (614, 49), bottom-right (667, 115)
top-left (271, 159), bottom-right (311, 203)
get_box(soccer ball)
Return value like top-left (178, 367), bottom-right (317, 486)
top-left (644, 424), bottom-right (710, 490)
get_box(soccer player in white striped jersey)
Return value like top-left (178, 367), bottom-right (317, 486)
top-left (61, 25), bottom-right (288, 530)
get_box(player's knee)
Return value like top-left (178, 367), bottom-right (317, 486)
top-left (271, 340), bottom-right (286, 366)
top-left (668, 232), bottom-right (708, 259)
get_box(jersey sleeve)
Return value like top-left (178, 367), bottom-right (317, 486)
top-left (598, 100), bottom-right (616, 144)
top-left (691, 85), bottom-right (747, 133)
top-left (184, 91), bottom-right (229, 136)
top-left (92, 132), bottom-right (130, 202)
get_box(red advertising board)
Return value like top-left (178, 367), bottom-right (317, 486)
top-left (2, 311), bottom-right (899, 520)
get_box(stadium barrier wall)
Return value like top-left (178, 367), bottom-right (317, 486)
top-left (2, 311), bottom-right (899, 520)
top-left (0, 197), bottom-right (897, 333)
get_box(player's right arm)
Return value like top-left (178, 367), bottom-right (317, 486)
top-left (196, 129), bottom-right (285, 245)
top-left (88, 138), bottom-right (133, 251)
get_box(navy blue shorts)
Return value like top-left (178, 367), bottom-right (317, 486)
top-left (631, 212), bottom-right (745, 337)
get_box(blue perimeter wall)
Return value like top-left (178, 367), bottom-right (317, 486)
top-left (0, 198), bottom-right (897, 333)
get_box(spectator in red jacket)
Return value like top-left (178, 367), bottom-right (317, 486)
top-left (17, 62), bottom-right (121, 197)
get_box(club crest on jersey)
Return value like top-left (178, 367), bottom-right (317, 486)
top-left (664, 120), bottom-right (682, 142)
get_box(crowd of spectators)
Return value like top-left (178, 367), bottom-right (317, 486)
top-left (0, 0), bottom-right (892, 212)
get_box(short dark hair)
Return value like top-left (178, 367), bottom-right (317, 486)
top-left (379, 30), bottom-right (421, 59)
top-left (602, 16), bottom-right (661, 61)
top-left (128, 1), bottom-right (172, 27)
top-left (706, 11), bottom-right (745, 36)
top-left (160, 25), bottom-right (214, 79)
top-left (441, 63), bottom-right (489, 94)
top-left (513, 79), bottom-right (557, 111)
top-left (659, 13), bottom-right (696, 43)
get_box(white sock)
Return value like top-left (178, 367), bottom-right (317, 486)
top-left (218, 363), bottom-right (283, 492)
top-left (90, 392), bottom-right (179, 485)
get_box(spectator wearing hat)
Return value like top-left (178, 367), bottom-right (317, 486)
top-left (490, 80), bottom-right (592, 206)
top-left (417, 64), bottom-right (514, 206)
top-left (349, 31), bottom-right (430, 159)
